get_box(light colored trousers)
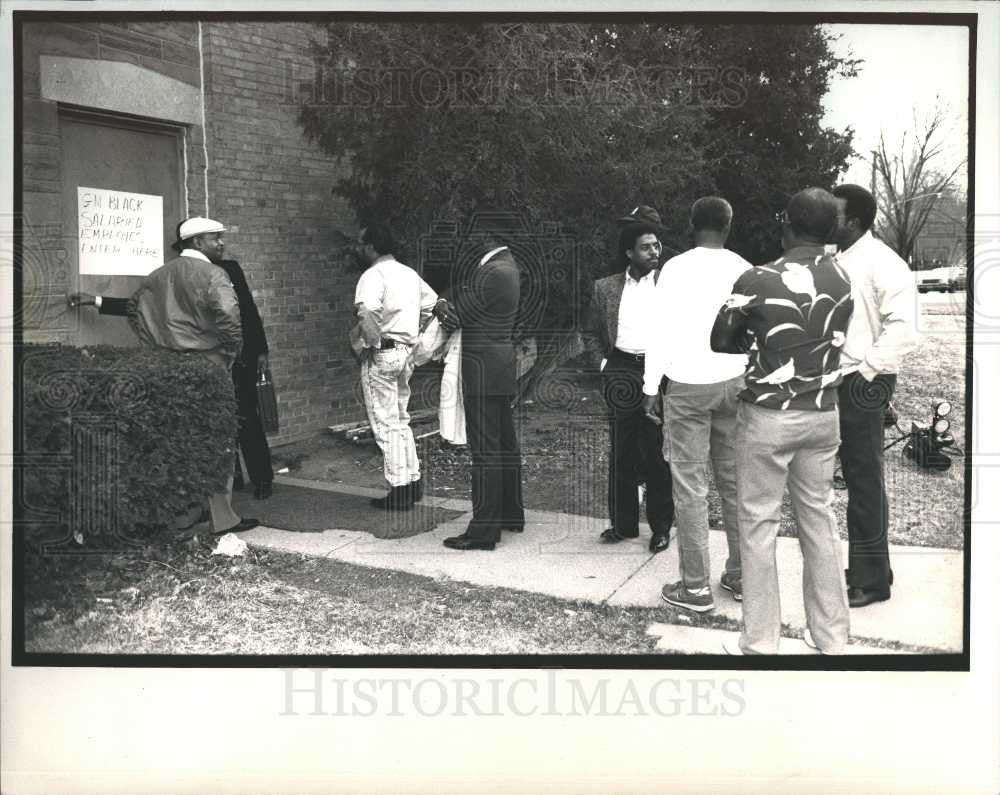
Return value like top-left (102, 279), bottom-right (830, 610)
top-left (361, 345), bottom-right (420, 487)
top-left (172, 350), bottom-right (240, 532)
top-left (663, 376), bottom-right (744, 589)
top-left (735, 401), bottom-right (849, 655)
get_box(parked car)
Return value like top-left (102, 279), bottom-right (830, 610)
top-left (948, 265), bottom-right (967, 292)
top-left (916, 267), bottom-right (951, 293)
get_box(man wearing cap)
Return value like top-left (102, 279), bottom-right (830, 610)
top-left (642, 197), bottom-right (751, 612)
top-left (128, 216), bottom-right (257, 535)
top-left (711, 188), bottom-right (854, 655)
top-left (831, 184), bottom-right (917, 607)
top-left (69, 219), bottom-right (276, 501)
top-left (353, 220), bottom-right (440, 511)
top-left (582, 212), bottom-right (675, 554)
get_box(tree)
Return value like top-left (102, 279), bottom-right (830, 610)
top-left (869, 102), bottom-right (967, 265)
top-left (296, 21), bottom-right (858, 396)
top-left (679, 24), bottom-right (860, 263)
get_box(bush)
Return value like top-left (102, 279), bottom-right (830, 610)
top-left (20, 344), bottom-right (238, 546)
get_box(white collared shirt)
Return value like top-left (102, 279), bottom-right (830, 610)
top-left (354, 254), bottom-right (438, 345)
top-left (615, 267), bottom-right (658, 355)
top-left (836, 231), bottom-right (918, 380)
top-left (480, 246), bottom-right (509, 267)
top-left (642, 246), bottom-right (752, 393)
top-left (180, 248), bottom-right (211, 263)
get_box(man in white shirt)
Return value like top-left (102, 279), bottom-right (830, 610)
top-left (582, 220), bottom-right (675, 553)
top-left (354, 221), bottom-right (439, 511)
top-left (831, 184), bottom-right (918, 607)
top-left (641, 197), bottom-right (751, 612)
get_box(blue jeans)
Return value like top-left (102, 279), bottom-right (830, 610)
top-left (735, 401), bottom-right (849, 654)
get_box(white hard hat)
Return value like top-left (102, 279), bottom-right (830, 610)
top-left (178, 216), bottom-right (226, 240)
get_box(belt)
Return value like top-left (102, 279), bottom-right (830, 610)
top-left (613, 347), bottom-right (645, 362)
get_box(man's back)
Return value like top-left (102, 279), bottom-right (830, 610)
top-left (724, 246), bottom-right (854, 411)
top-left (129, 254), bottom-right (242, 361)
top-left (355, 256), bottom-right (437, 344)
top-left (651, 246), bottom-right (751, 384)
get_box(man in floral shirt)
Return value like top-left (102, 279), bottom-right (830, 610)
top-left (710, 187), bottom-right (855, 655)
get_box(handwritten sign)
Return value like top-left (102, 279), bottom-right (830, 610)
top-left (77, 187), bottom-right (163, 275)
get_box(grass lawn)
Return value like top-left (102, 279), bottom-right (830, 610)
top-left (23, 536), bottom-right (709, 655)
top-left (22, 534), bottom-right (934, 656)
top-left (20, 298), bottom-right (966, 655)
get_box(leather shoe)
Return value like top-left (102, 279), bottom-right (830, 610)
top-left (848, 586), bottom-right (890, 608)
top-left (648, 532), bottom-right (670, 554)
top-left (443, 534), bottom-right (496, 551)
top-left (253, 481), bottom-right (272, 500)
top-left (410, 478), bottom-right (423, 502)
top-left (371, 485), bottom-right (413, 511)
top-left (600, 527), bottom-right (638, 543)
top-left (213, 517), bottom-right (258, 535)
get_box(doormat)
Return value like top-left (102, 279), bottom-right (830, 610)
top-left (233, 484), bottom-right (464, 539)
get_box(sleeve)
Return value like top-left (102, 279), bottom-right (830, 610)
top-left (354, 267), bottom-right (384, 312)
top-left (353, 267), bottom-right (383, 348)
top-left (418, 276), bottom-right (439, 329)
top-left (642, 269), bottom-right (675, 395)
top-left (580, 280), bottom-right (607, 369)
top-left (225, 260), bottom-right (268, 354)
top-left (858, 252), bottom-right (918, 380)
top-left (711, 271), bottom-right (758, 354)
top-left (208, 270), bottom-right (243, 361)
top-left (98, 296), bottom-right (131, 317)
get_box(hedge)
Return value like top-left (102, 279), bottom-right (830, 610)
top-left (20, 344), bottom-right (238, 545)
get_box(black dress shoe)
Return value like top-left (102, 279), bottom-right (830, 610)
top-left (371, 485), bottom-right (413, 511)
top-left (253, 481), bottom-right (273, 500)
top-left (443, 534), bottom-right (496, 551)
top-left (848, 586), bottom-right (890, 608)
top-left (177, 508), bottom-right (211, 531)
top-left (599, 527), bottom-right (638, 543)
top-left (213, 517), bottom-right (259, 535)
top-left (649, 532), bottom-right (670, 554)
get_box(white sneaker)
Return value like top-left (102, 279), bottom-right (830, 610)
top-left (722, 637), bottom-right (744, 655)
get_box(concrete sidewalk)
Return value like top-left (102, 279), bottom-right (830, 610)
top-left (237, 475), bottom-right (963, 654)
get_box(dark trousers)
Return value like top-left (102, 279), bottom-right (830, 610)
top-left (463, 392), bottom-right (524, 542)
top-left (232, 360), bottom-right (274, 486)
top-left (839, 371), bottom-right (896, 593)
top-left (602, 349), bottom-right (674, 535)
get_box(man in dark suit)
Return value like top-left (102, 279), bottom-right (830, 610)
top-left (582, 215), bottom-right (675, 553)
top-left (68, 226), bottom-right (275, 500)
top-left (434, 214), bottom-right (525, 551)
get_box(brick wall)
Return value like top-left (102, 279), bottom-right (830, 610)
top-left (202, 22), bottom-right (360, 445)
top-left (21, 20), bottom-right (209, 340)
top-left (21, 19), bottom-right (365, 443)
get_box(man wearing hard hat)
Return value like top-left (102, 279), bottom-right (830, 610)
top-left (128, 216), bottom-right (259, 536)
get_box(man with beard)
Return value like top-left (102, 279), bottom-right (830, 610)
top-left (583, 221), bottom-right (675, 554)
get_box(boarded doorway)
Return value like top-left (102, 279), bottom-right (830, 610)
top-left (60, 107), bottom-right (185, 346)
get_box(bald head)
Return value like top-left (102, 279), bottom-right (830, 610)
top-left (784, 187), bottom-right (839, 247)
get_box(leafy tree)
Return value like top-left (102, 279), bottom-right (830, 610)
top-left (297, 21), bottom-right (858, 395)
top-left (678, 24), bottom-right (860, 263)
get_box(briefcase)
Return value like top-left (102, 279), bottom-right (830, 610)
top-left (256, 367), bottom-right (279, 433)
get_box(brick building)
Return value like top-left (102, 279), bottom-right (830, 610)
top-left (19, 17), bottom-right (364, 444)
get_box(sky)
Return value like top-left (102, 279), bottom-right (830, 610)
top-left (821, 23), bottom-right (970, 190)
